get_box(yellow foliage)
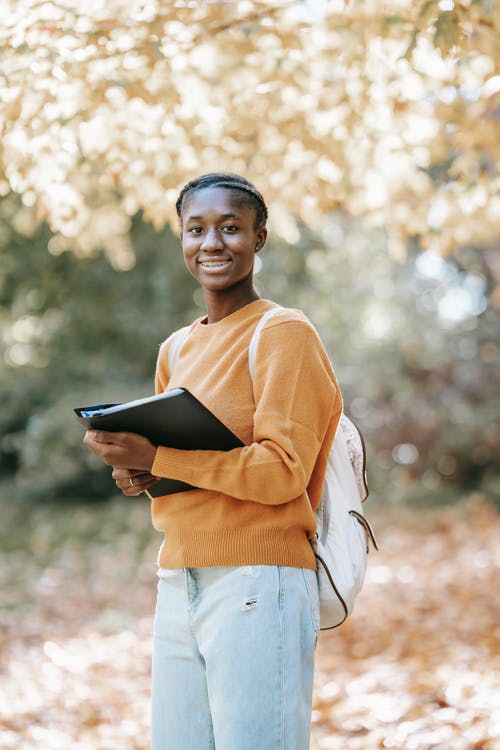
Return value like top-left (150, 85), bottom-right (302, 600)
top-left (0, 0), bottom-right (498, 257)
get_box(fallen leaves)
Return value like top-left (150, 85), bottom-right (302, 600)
top-left (311, 498), bottom-right (500, 749)
top-left (0, 495), bottom-right (498, 749)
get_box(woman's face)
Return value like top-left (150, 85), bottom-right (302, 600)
top-left (180, 187), bottom-right (267, 293)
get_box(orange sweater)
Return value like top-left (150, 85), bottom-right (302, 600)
top-left (151, 299), bottom-right (342, 569)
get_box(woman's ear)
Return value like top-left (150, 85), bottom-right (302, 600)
top-left (255, 227), bottom-right (267, 253)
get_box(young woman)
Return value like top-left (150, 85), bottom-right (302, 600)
top-left (84, 173), bottom-right (343, 750)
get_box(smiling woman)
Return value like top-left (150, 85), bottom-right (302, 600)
top-left (83, 172), bottom-right (343, 750)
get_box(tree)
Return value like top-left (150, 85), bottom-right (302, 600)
top-left (0, 0), bottom-right (498, 265)
top-left (0, 194), bottom-right (198, 500)
top-left (1, 193), bottom-right (497, 504)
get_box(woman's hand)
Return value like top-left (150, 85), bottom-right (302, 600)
top-left (83, 430), bottom-right (157, 471)
top-left (83, 430), bottom-right (160, 496)
top-left (111, 468), bottom-right (160, 496)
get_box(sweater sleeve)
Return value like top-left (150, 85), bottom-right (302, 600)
top-left (151, 320), bottom-right (342, 505)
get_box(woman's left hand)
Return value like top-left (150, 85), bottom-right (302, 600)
top-left (111, 468), bottom-right (160, 496)
top-left (84, 429), bottom-right (157, 471)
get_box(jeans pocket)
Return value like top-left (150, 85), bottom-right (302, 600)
top-left (301, 568), bottom-right (320, 635)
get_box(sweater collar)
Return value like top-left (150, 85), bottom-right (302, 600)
top-left (197, 299), bottom-right (275, 328)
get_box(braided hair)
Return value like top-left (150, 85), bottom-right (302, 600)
top-left (176, 173), bottom-right (268, 228)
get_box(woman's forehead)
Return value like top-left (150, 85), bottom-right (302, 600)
top-left (182, 186), bottom-right (254, 219)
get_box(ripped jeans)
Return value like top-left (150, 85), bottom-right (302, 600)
top-left (151, 565), bottom-right (320, 750)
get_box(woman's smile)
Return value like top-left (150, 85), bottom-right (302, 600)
top-left (197, 258), bottom-right (233, 272)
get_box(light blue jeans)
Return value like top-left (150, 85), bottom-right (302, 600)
top-left (151, 565), bottom-right (320, 750)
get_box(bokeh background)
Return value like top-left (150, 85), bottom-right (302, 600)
top-left (0, 1), bottom-right (499, 749)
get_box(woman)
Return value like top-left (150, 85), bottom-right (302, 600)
top-left (84, 172), bottom-right (343, 750)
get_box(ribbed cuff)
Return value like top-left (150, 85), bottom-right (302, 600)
top-left (152, 446), bottom-right (195, 483)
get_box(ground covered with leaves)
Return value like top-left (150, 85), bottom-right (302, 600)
top-left (0, 493), bottom-right (498, 750)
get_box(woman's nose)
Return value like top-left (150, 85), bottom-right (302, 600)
top-left (200, 228), bottom-right (224, 251)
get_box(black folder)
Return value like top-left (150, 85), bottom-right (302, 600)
top-left (74, 388), bottom-right (243, 497)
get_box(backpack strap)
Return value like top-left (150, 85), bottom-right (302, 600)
top-left (248, 306), bottom-right (283, 379)
top-left (167, 325), bottom-right (191, 376)
top-left (339, 414), bottom-right (369, 502)
top-left (248, 305), bottom-right (370, 506)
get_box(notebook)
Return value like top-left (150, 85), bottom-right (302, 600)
top-left (74, 388), bottom-right (244, 496)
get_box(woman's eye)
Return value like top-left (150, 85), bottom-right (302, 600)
top-left (222, 225), bottom-right (237, 232)
top-left (189, 227), bottom-right (203, 235)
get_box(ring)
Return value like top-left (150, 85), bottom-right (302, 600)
top-left (129, 477), bottom-right (135, 487)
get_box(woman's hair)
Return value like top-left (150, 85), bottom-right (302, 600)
top-left (176, 173), bottom-right (268, 228)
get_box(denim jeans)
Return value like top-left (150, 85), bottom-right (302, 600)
top-left (151, 565), bottom-right (320, 750)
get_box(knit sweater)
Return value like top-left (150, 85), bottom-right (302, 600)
top-left (151, 299), bottom-right (343, 570)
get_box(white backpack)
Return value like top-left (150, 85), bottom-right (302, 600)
top-left (168, 307), bottom-right (378, 630)
top-left (249, 308), bottom-right (378, 629)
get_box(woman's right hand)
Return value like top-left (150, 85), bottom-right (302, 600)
top-left (111, 467), bottom-right (160, 496)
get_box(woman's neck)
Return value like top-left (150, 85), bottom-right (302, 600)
top-left (203, 287), bottom-right (260, 324)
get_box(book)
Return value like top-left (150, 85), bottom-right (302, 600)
top-left (74, 388), bottom-right (244, 497)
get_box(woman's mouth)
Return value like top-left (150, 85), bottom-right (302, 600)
top-left (198, 259), bottom-right (232, 271)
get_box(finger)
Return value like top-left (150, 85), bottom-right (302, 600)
top-left (114, 470), bottom-right (150, 484)
top-left (121, 484), bottom-right (144, 497)
top-left (117, 475), bottom-right (158, 496)
top-left (112, 468), bottom-right (144, 481)
top-left (86, 430), bottom-right (133, 445)
top-left (84, 435), bottom-right (154, 470)
top-left (83, 432), bottom-right (109, 452)
top-left (83, 438), bottom-right (125, 467)
top-left (85, 430), bottom-right (109, 444)
top-left (83, 433), bottom-right (106, 459)
top-left (126, 472), bottom-right (154, 487)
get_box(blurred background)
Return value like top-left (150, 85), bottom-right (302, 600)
top-left (0, 196), bottom-right (498, 507)
top-left (0, 1), bottom-right (499, 748)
